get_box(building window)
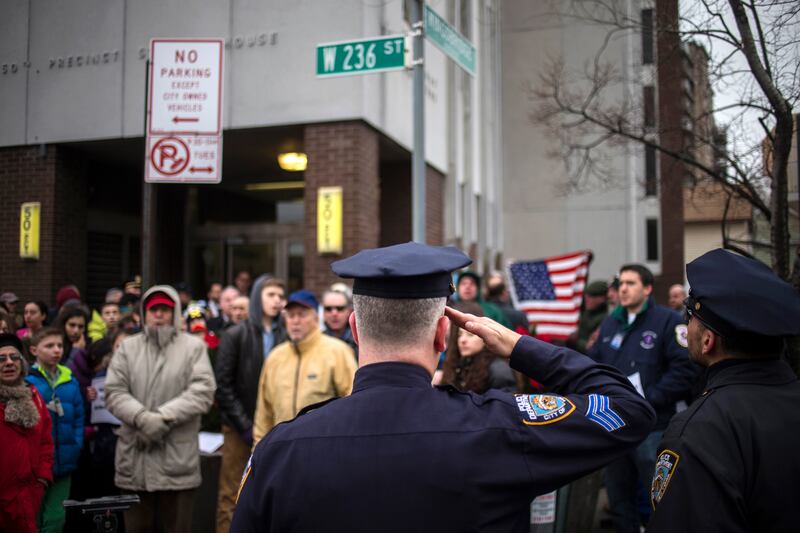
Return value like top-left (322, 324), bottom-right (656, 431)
top-left (643, 86), bottom-right (655, 128)
top-left (641, 9), bottom-right (654, 64)
top-left (645, 144), bottom-right (657, 196)
top-left (646, 218), bottom-right (659, 261)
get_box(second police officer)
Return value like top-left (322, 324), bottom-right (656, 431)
top-left (648, 249), bottom-right (800, 532)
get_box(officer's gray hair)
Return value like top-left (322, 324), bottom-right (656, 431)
top-left (353, 295), bottom-right (445, 347)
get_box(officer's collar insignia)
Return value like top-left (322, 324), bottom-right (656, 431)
top-left (515, 394), bottom-right (575, 426)
top-left (650, 449), bottom-right (680, 509)
top-left (695, 302), bottom-right (701, 311)
top-left (675, 324), bottom-right (688, 348)
top-left (585, 394), bottom-right (626, 432)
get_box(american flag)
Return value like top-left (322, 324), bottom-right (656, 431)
top-left (506, 251), bottom-right (592, 342)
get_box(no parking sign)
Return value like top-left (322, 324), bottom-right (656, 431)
top-left (145, 39), bottom-right (223, 183)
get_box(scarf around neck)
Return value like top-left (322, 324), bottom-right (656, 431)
top-left (0, 383), bottom-right (40, 428)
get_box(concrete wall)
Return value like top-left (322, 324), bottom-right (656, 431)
top-left (501, 0), bottom-right (660, 283)
top-left (0, 0), bottom-right (455, 172)
top-left (684, 220), bottom-right (750, 264)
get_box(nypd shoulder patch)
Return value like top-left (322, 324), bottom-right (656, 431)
top-left (675, 324), bottom-right (688, 348)
top-left (651, 449), bottom-right (680, 508)
top-left (585, 394), bottom-right (626, 432)
top-left (515, 394), bottom-right (575, 425)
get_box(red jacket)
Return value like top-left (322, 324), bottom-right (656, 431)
top-left (0, 385), bottom-right (54, 533)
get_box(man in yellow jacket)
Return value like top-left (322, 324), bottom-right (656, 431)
top-left (252, 290), bottom-right (356, 445)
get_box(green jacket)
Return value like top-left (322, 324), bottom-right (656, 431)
top-left (574, 304), bottom-right (608, 353)
top-left (456, 271), bottom-right (511, 328)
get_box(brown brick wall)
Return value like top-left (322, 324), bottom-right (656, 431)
top-left (302, 121), bottom-right (446, 297)
top-left (426, 165), bottom-right (444, 246)
top-left (0, 145), bottom-right (87, 305)
top-left (303, 121), bottom-right (381, 297)
top-left (379, 162), bottom-right (411, 246)
top-left (655, 0), bottom-right (686, 303)
top-left (379, 161), bottom-right (445, 247)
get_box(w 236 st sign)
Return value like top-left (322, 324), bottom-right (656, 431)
top-left (316, 35), bottom-right (406, 77)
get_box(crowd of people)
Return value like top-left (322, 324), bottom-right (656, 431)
top-left (2, 249), bottom-right (795, 533)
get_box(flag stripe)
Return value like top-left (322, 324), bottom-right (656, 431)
top-left (525, 312), bottom-right (580, 323)
top-left (533, 324), bottom-right (579, 336)
top-left (507, 250), bottom-right (592, 341)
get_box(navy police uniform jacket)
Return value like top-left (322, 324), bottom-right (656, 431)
top-left (648, 358), bottom-right (800, 533)
top-left (588, 297), bottom-right (696, 429)
top-left (231, 336), bottom-right (655, 533)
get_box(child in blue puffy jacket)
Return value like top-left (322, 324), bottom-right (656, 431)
top-left (26, 327), bottom-right (84, 533)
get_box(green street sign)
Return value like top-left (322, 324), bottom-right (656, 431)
top-left (424, 4), bottom-right (475, 76)
top-left (316, 35), bottom-right (406, 77)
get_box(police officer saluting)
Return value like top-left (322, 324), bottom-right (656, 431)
top-left (648, 248), bottom-right (800, 532)
top-left (232, 242), bottom-right (655, 533)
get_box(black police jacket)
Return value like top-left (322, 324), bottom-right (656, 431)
top-left (214, 319), bottom-right (287, 434)
top-left (648, 358), bottom-right (800, 532)
top-left (232, 336), bottom-right (656, 533)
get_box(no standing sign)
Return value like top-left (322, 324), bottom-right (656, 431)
top-left (145, 39), bottom-right (223, 183)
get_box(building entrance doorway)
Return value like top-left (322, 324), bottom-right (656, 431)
top-left (193, 222), bottom-right (304, 297)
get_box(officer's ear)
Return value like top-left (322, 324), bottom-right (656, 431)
top-left (349, 313), bottom-right (359, 346)
top-left (701, 326), bottom-right (717, 355)
top-left (433, 315), bottom-right (449, 354)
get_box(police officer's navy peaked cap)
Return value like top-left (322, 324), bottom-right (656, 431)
top-left (686, 248), bottom-right (800, 337)
top-left (331, 241), bottom-right (472, 298)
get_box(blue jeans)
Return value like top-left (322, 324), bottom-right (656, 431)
top-left (604, 430), bottom-right (664, 533)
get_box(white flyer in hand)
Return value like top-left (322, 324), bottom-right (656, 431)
top-left (627, 371), bottom-right (645, 397)
top-left (90, 376), bottom-right (122, 425)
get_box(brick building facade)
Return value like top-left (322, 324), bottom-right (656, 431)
top-left (0, 145), bottom-right (87, 304)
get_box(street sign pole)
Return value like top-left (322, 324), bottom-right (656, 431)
top-left (142, 59), bottom-right (156, 289)
top-left (411, 0), bottom-right (425, 244)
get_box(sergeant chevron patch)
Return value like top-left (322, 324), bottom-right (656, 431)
top-left (585, 394), bottom-right (625, 431)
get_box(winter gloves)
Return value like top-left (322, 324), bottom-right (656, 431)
top-left (134, 409), bottom-right (170, 445)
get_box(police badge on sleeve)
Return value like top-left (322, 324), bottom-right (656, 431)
top-left (515, 394), bottom-right (575, 425)
top-left (651, 449), bottom-right (680, 508)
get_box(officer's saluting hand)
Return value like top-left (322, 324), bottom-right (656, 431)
top-left (445, 305), bottom-right (521, 356)
top-left (232, 242), bottom-right (656, 533)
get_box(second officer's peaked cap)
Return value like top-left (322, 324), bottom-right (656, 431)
top-left (686, 248), bottom-right (800, 337)
top-left (331, 241), bottom-right (472, 299)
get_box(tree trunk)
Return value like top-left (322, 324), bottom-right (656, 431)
top-left (770, 115), bottom-right (793, 279)
top-left (728, 0), bottom-right (793, 279)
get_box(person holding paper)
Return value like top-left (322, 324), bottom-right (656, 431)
top-left (588, 264), bottom-right (697, 533)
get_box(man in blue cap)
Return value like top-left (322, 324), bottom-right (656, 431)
top-left (251, 289), bottom-right (356, 446)
top-left (232, 242), bottom-right (655, 533)
top-left (648, 248), bottom-right (800, 532)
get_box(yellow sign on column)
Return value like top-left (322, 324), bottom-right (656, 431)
top-left (20, 202), bottom-right (41, 260)
top-left (317, 187), bottom-right (343, 255)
